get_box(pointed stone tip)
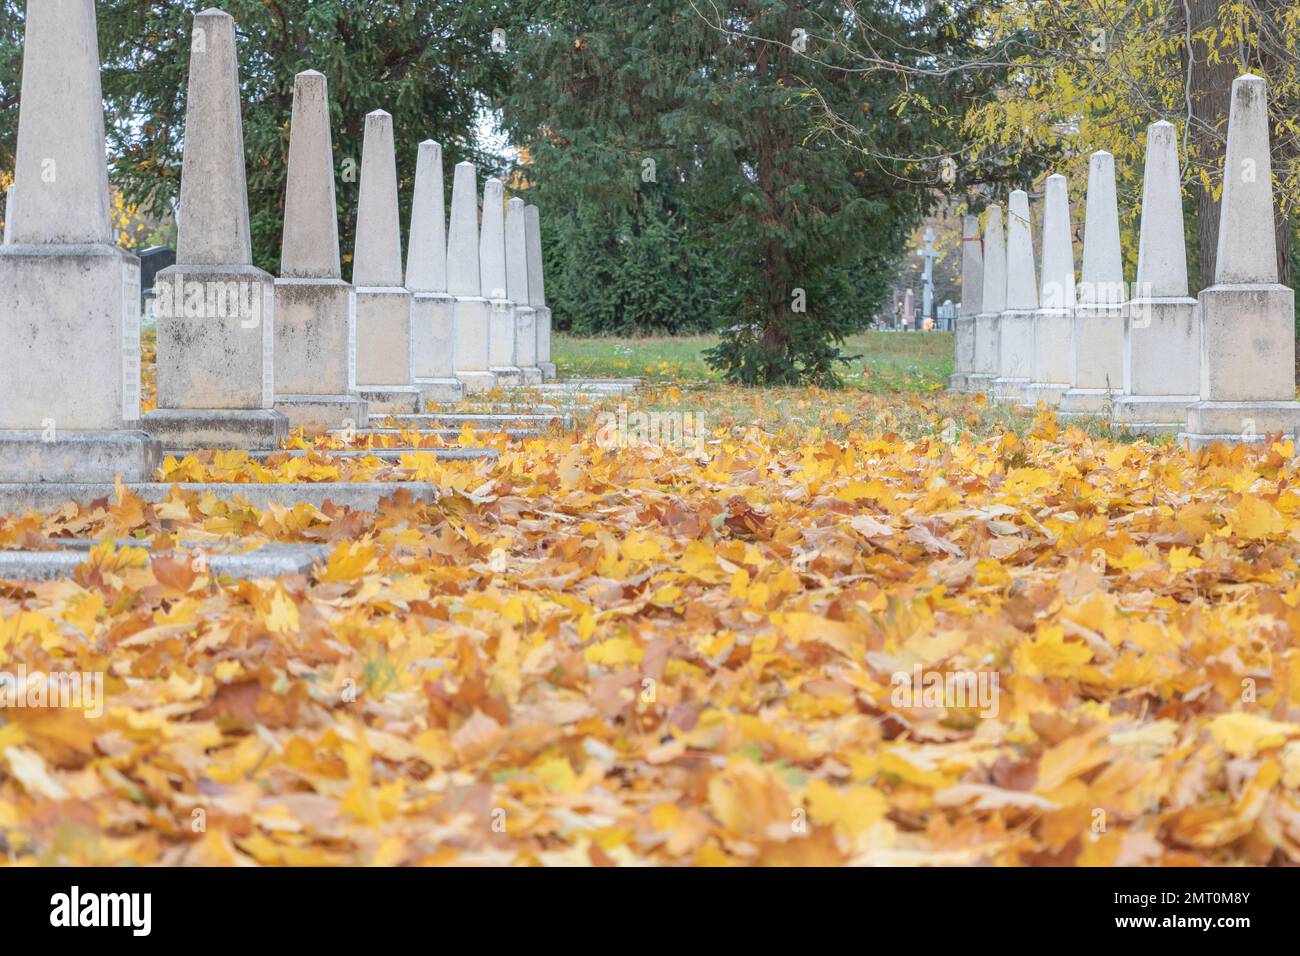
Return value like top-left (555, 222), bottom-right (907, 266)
top-left (366, 109), bottom-right (391, 120)
top-left (197, 7), bottom-right (233, 19)
top-left (1150, 119), bottom-right (1174, 129)
top-left (1091, 149), bottom-right (1113, 159)
top-left (1237, 72), bottom-right (1263, 83)
top-left (1010, 188), bottom-right (1027, 198)
top-left (508, 196), bottom-right (525, 207)
top-left (297, 69), bottom-right (325, 79)
top-left (456, 160), bottom-right (476, 170)
top-left (419, 139), bottom-right (440, 148)
top-left (1047, 172), bottom-right (1066, 182)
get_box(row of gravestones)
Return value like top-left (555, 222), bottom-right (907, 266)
top-left (949, 73), bottom-right (1296, 450)
top-left (0, 3), bottom-right (612, 505)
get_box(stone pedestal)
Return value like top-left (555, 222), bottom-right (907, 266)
top-left (514, 305), bottom-right (543, 385)
top-left (411, 292), bottom-right (465, 403)
top-left (1059, 304), bottom-right (1124, 414)
top-left (488, 299), bottom-right (524, 384)
top-left (949, 214), bottom-right (982, 392)
top-left (273, 278), bottom-right (367, 427)
top-left (1181, 285), bottom-right (1298, 446)
top-left (1022, 311), bottom-right (1073, 407)
top-left (1112, 297), bottom-right (1198, 433)
top-left (524, 204), bottom-right (557, 380)
top-left (354, 287), bottom-right (420, 413)
top-left (453, 297), bottom-right (497, 394)
top-left (144, 264), bottom-right (289, 448)
top-left (992, 311), bottom-right (1033, 401)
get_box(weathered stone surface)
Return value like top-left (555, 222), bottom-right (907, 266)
top-left (0, 542), bottom-right (333, 583)
top-left (354, 289), bottom-right (413, 388)
top-left (137, 408), bottom-right (288, 450)
top-left (273, 393), bottom-right (369, 429)
top-left (244, 447), bottom-right (498, 463)
top-left (274, 279), bottom-right (352, 396)
top-left (0, 431), bottom-right (160, 483)
top-left (405, 141), bottom-right (463, 402)
top-left (480, 180), bottom-right (520, 381)
top-left (152, 264), bottom-right (276, 410)
top-left (1061, 151), bottom-right (1124, 414)
top-left (3, 184), bottom-right (13, 244)
top-left (969, 205), bottom-right (1005, 392)
top-left (505, 197), bottom-right (541, 382)
top-left (352, 387), bottom-right (420, 415)
top-left (1184, 75), bottom-right (1300, 448)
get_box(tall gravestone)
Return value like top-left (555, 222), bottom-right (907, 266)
top-left (992, 189), bottom-right (1037, 402)
top-left (1183, 74), bottom-right (1299, 448)
top-left (525, 204), bottom-right (556, 380)
top-left (273, 70), bottom-right (367, 428)
top-left (1113, 121), bottom-right (1199, 433)
top-left (506, 197), bottom-right (543, 385)
top-left (1023, 174), bottom-right (1076, 406)
top-left (407, 140), bottom-right (465, 403)
top-left (351, 110), bottom-right (419, 413)
top-left (448, 162), bottom-right (496, 393)
top-left (1060, 151), bottom-right (1125, 414)
top-left (0, 0), bottom-right (159, 481)
top-left (142, 9), bottom-right (287, 449)
top-left (482, 179), bottom-right (522, 384)
top-left (968, 205), bottom-right (1005, 394)
top-left (948, 214), bottom-right (981, 392)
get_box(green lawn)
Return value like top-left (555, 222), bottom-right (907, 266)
top-left (553, 330), bottom-right (954, 392)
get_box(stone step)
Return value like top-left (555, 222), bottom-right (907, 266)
top-left (242, 447), bottom-right (498, 462)
top-left (0, 540), bottom-right (332, 582)
top-left (334, 428), bottom-right (540, 440)
top-left (386, 412), bottom-right (573, 427)
top-left (0, 482), bottom-right (437, 515)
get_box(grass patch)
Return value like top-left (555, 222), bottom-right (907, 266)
top-left (554, 330), bottom-right (954, 392)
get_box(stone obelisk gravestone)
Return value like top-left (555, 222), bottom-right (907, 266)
top-left (406, 140), bottom-right (464, 403)
top-left (272, 71), bottom-right (367, 429)
top-left (525, 204), bottom-right (556, 380)
top-left (948, 214), bottom-right (981, 392)
top-left (1113, 121), bottom-right (1199, 434)
top-left (142, 9), bottom-right (288, 449)
top-left (482, 179), bottom-right (523, 385)
top-left (506, 197), bottom-right (543, 385)
top-left (1059, 151), bottom-right (1125, 415)
top-left (351, 110), bottom-right (419, 413)
top-left (992, 190), bottom-right (1037, 402)
top-left (1022, 174), bottom-right (1076, 407)
top-left (1182, 74), bottom-right (1299, 448)
top-left (0, 0), bottom-right (159, 482)
top-left (448, 162), bottom-right (496, 393)
top-left (968, 205), bottom-right (1005, 394)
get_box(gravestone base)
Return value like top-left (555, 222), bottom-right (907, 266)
top-left (154, 264), bottom-right (275, 410)
top-left (415, 378), bottom-right (466, 405)
top-left (0, 431), bottom-right (161, 483)
top-left (354, 386), bottom-right (421, 416)
top-left (964, 373), bottom-right (996, 395)
top-left (273, 279), bottom-right (352, 398)
top-left (991, 378), bottom-right (1031, 404)
top-left (274, 394), bottom-right (369, 429)
top-left (410, 293), bottom-right (458, 386)
top-left (139, 408), bottom-right (289, 450)
top-left (1111, 395), bottom-right (1197, 434)
top-left (1179, 400), bottom-right (1300, 449)
top-left (948, 373), bottom-right (970, 392)
top-left (995, 311), bottom-right (1035, 402)
top-left (1199, 285), bottom-right (1295, 402)
top-left (539, 363), bottom-right (558, 381)
top-left (1020, 383), bottom-right (1069, 408)
top-left (1057, 389), bottom-right (1117, 417)
top-left (457, 371), bottom-right (500, 395)
top-left (490, 366), bottom-right (525, 386)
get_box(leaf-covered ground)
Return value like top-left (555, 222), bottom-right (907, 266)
top-left (2, 386), bottom-right (1300, 865)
